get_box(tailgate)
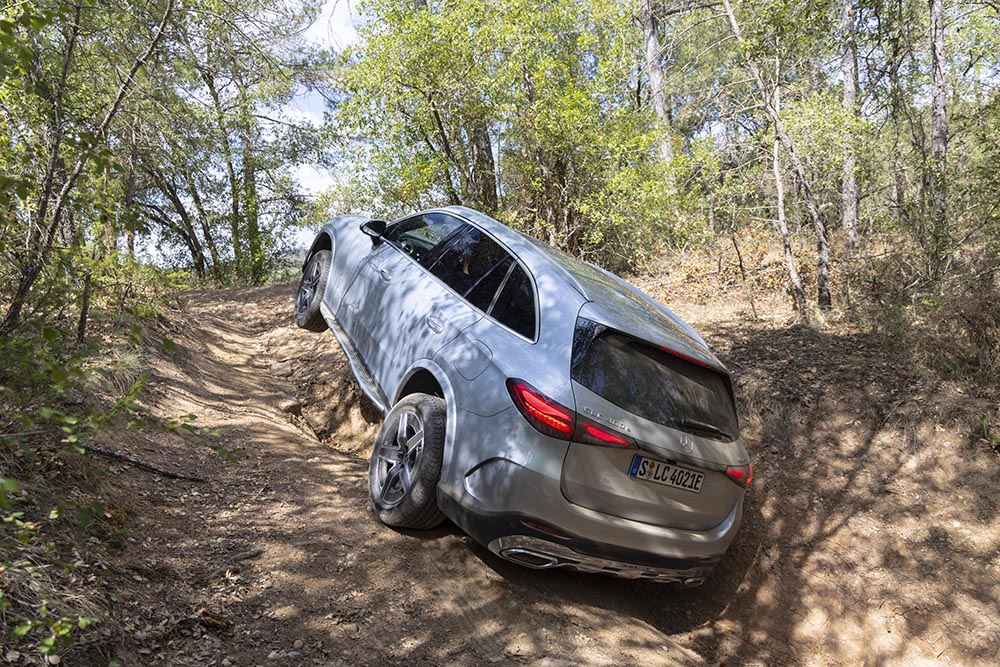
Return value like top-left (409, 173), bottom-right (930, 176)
top-left (561, 317), bottom-right (748, 531)
top-left (562, 383), bottom-right (745, 530)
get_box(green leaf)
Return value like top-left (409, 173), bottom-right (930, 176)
top-left (38, 636), bottom-right (56, 653)
top-left (43, 328), bottom-right (59, 342)
top-left (77, 502), bottom-right (104, 534)
top-left (0, 477), bottom-right (19, 508)
top-left (212, 444), bottom-right (238, 462)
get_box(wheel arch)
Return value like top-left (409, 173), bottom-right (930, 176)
top-left (395, 368), bottom-right (444, 400)
top-left (303, 230), bottom-right (334, 269)
top-left (393, 360), bottom-right (460, 493)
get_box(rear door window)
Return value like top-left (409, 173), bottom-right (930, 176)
top-left (427, 225), bottom-right (536, 339)
top-left (571, 321), bottom-right (738, 441)
top-left (490, 264), bottom-right (536, 339)
top-left (429, 227), bottom-right (509, 308)
top-left (465, 255), bottom-right (514, 311)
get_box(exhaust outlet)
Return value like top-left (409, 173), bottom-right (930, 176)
top-left (500, 548), bottom-right (561, 569)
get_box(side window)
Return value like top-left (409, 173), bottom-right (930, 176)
top-left (490, 264), bottom-right (536, 339)
top-left (428, 227), bottom-right (512, 309)
top-left (466, 256), bottom-right (513, 311)
top-left (383, 213), bottom-right (465, 267)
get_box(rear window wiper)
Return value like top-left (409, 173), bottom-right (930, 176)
top-left (680, 418), bottom-right (732, 441)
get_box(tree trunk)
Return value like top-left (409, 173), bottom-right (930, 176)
top-left (201, 65), bottom-right (245, 276)
top-left (468, 121), bottom-right (498, 215)
top-left (188, 175), bottom-right (224, 283)
top-left (123, 126), bottom-right (139, 257)
top-left (239, 94), bottom-right (264, 284)
top-left (641, 0), bottom-right (675, 189)
top-left (76, 272), bottom-right (92, 345)
top-left (731, 235), bottom-right (759, 319)
top-left (138, 201), bottom-right (207, 278)
top-left (928, 0), bottom-right (948, 276)
top-left (840, 0), bottom-right (859, 254)
top-left (152, 170), bottom-right (209, 278)
top-left (773, 139), bottom-right (807, 313)
top-left (890, 0), bottom-right (908, 228)
top-left (721, 0), bottom-right (831, 309)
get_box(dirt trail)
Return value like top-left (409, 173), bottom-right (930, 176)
top-left (96, 283), bottom-right (1000, 667)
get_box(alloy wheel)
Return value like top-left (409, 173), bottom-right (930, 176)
top-left (373, 409), bottom-right (425, 508)
top-left (295, 256), bottom-right (323, 316)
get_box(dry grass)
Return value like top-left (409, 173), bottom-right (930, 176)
top-left (83, 347), bottom-right (146, 397)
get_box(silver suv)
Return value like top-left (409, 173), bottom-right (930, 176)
top-left (294, 206), bottom-right (750, 584)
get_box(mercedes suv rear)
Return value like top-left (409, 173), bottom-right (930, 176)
top-left (294, 205), bottom-right (750, 583)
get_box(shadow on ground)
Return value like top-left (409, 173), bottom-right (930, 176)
top-left (83, 284), bottom-right (1000, 667)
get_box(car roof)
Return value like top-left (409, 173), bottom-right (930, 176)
top-left (439, 206), bottom-right (722, 370)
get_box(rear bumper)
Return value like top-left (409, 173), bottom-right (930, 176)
top-left (487, 535), bottom-right (717, 584)
top-left (437, 406), bottom-right (744, 582)
top-left (437, 489), bottom-right (730, 583)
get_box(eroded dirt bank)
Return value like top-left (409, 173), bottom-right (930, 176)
top-left (90, 283), bottom-right (999, 667)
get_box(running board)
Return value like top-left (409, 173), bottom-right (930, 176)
top-left (319, 302), bottom-right (389, 414)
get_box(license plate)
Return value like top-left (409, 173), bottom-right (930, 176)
top-left (628, 455), bottom-right (704, 493)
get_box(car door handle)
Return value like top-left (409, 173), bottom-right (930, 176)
top-left (425, 315), bottom-right (444, 333)
top-left (378, 269), bottom-right (392, 282)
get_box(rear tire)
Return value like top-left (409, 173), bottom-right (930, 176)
top-left (368, 394), bottom-right (447, 530)
top-left (294, 250), bottom-right (331, 332)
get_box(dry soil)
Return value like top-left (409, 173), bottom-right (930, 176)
top-left (77, 282), bottom-right (1000, 667)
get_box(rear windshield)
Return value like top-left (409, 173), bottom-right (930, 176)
top-left (571, 319), bottom-right (739, 441)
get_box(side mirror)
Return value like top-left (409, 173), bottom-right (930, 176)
top-left (360, 219), bottom-right (387, 245)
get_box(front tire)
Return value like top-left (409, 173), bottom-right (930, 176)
top-left (368, 394), bottom-right (447, 529)
top-left (294, 249), bottom-right (332, 332)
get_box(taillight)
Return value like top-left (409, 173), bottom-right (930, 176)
top-left (574, 421), bottom-right (634, 448)
top-left (506, 378), bottom-right (635, 448)
top-left (520, 519), bottom-right (569, 538)
top-left (506, 380), bottom-right (573, 438)
top-left (725, 464), bottom-right (753, 488)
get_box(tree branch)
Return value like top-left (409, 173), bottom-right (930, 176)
top-left (43, 0), bottom-right (176, 253)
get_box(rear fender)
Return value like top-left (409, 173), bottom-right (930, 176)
top-left (393, 360), bottom-right (461, 489)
